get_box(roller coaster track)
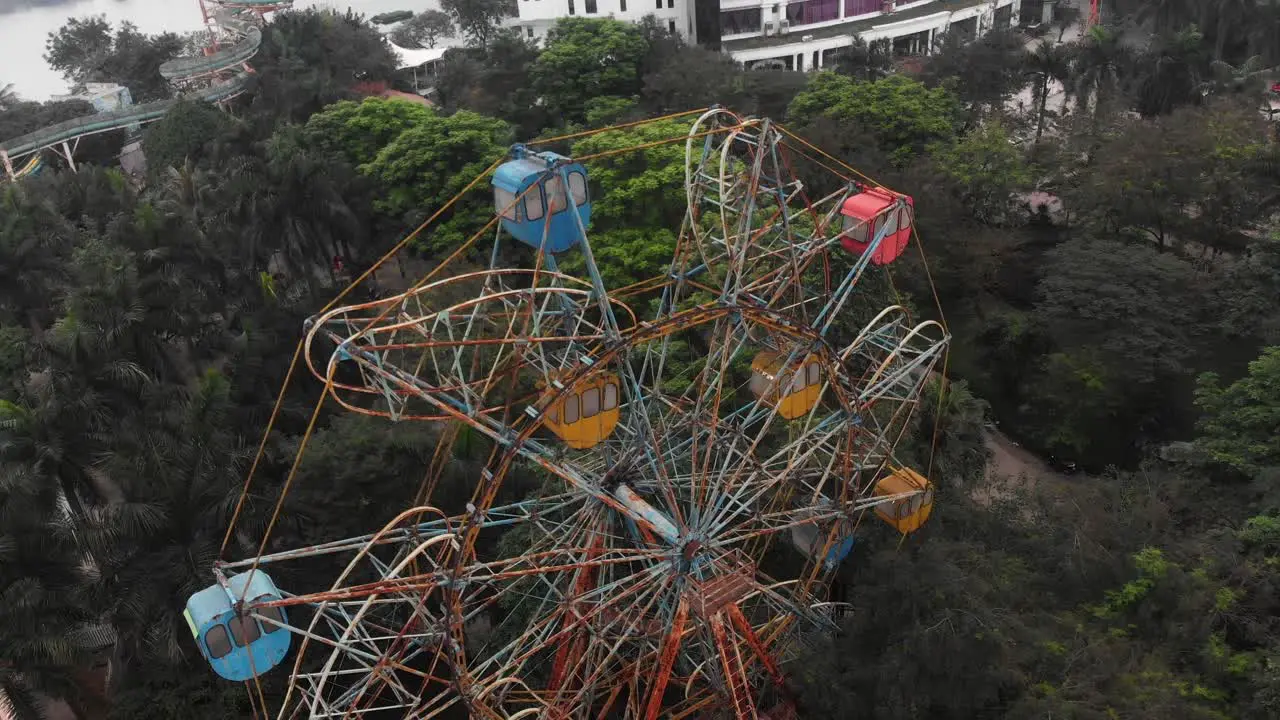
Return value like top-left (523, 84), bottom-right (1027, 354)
top-left (1, 0), bottom-right (290, 180)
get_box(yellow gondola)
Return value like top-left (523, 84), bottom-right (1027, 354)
top-left (541, 372), bottom-right (621, 449)
top-left (749, 350), bottom-right (823, 420)
top-left (873, 466), bottom-right (934, 534)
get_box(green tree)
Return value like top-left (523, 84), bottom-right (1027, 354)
top-left (302, 97), bottom-right (436, 167)
top-left (1214, 237), bottom-right (1280, 346)
top-left (1133, 26), bottom-right (1207, 116)
top-left (391, 9), bottom-right (456, 49)
top-left (142, 99), bottom-right (243, 173)
top-left (1024, 40), bottom-right (1073, 141)
top-left (530, 18), bottom-right (650, 126)
top-left (250, 9), bottom-right (398, 125)
top-left (641, 44), bottom-right (745, 113)
top-left (441, 0), bottom-right (515, 47)
top-left (0, 183), bottom-right (73, 333)
top-left (571, 117), bottom-right (690, 231)
top-left (829, 37), bottom-right (892, 82)
top-left (1194, 347), bottom-right (1280, 477)
top-left (362, 109), bottom-right (511, 255)
top-left (1023, 239), bottom-right (1209, 462)
top-left (932, 120), bottom-right (1031, 224)
top-left (1070, 25), bottom-right (1138, 121)
top-left (44, 18), bottom-right (184, 102)
top-left (906, 379), bottom-right (991, 489)
top-left (1065, 100), bottom-right (1274, 254)
top-left (787, 72), bottom-right (962, 164)
top-left (923, 28), bottom-right (1026, 118)
top-left (433, 32), bottom-right (547, 135)
top-left (42, 16), bottom-right (114, 88)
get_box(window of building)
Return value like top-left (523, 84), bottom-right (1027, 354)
top-left (568, 0), bottom-right (576, 13)
top-left (668, 18), bottom-right (676, 32)
top-left (228, 615), bottom-right (261, 647)
top-left (844, 0), bottom-right (879, 16)
top-left (205, 624), bottom-right (233, 660)
top-left (527, 26), bottom-right (535, 37)
top-left (656, 0), bottom-right (661, 9)
top-left (667, 0), bottom-right (674, 8)
top-left (719, 8), bottom-right (761, 36)
top-left (620, 0), bottom-right (626, 10)
top-left (586, 0), bottom-right (598, 12)
top-left (786, 0), bottom-right (838, 26)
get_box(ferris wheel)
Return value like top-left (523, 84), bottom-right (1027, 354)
top-left (180, 108), bottom-right (949, 719)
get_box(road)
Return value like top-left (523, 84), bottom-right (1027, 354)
top-left (974, 426), bottom-right (1073, 508)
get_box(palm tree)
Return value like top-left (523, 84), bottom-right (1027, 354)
top-left (1025, 40), bottom-right (1073, 141)
top-left (1070, 25), bottom-right (1137, 132)
top-left (0, 377), bottom-right (121, 520)
top-left (257, 142), bottom-right (367, 290)
top-left (85, 371), bottom-right (254, 666)
top-left (0, 184), bottom-right (75, 334)
top-left (1051, 4), bottom-right (1082, 42)
top-left (0, 452), bottom-right (96, 720)
top-left (1202, 55), bottom-right (1273, 96)
top-left (1135, 26), bottom-right (1208, 115)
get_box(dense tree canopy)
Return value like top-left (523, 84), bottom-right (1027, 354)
top-left (44, 17), bottom-right (184, 102)
top-left (787, 72), bottom-right (964, 164)
top-left (530, 18), bottom-right (650, 125)
top-left (390, 9), bottom-right (456, 49)
top-left (4, 5), bottom-right (1280, 720)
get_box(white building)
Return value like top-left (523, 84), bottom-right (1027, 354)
top-left (509, 0), bottom-right (1021, 72)
top-left (512, 0), bottom-right (698, 44)
top-left (722, 0), bottom-right (1022, 71)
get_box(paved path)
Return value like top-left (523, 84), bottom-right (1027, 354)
top-left (974, 427), bottom-right (1073, 508)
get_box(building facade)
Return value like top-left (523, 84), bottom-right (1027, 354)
top-left (509, 0), bottom-right (1021, 71)
top-left (512, 0), bottom-right (699, 44)
top-left (721, 0), bottom-right (1021, 71)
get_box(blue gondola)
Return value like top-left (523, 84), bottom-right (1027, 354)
top-left (183, 571), bottom-right (291, 681)
top-left (791, 522), bottom-right (857, 570)
top-left (492, 144), bottom-right (592, 253)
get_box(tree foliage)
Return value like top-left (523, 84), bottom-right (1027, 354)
top-left (44, 17), bottom-right (184, 102)
top-left (390, 10), bottom-right (456, 49)
top-left (440, 0), bottom-right (515, 47)
top-left (6, 8), bottom-right (1280, 720)
top-left (530, 18), bottom-right (650, 126)
top-left (361, 109), bottom-right (511, 253)
top-left (1194, 347), bottom-right (1280, 477)
top-left (787, 72), bottom-right (963, 164)
top-left (249, 8), bottom-right (398, 125)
